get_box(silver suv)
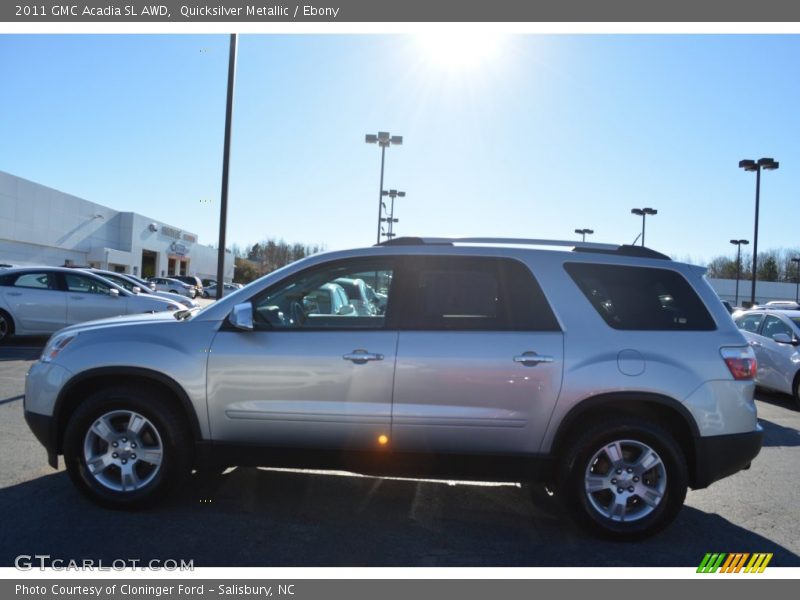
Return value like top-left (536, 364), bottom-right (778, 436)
top-left (24, 237), bottom-right (762, 539)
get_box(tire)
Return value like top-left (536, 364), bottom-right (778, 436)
top-left (792, 375), bottom-right (800, 411)
top-left (63, 385), bottom-right (192, 508)
top-left (557, 417), bottom-right (687, 540)
top-left (0, 309), bottom-right (13, 343)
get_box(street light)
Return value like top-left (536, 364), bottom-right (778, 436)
top-left (739, 157), bottom-right (779, 306)
top-left (792, 257), bottom-right (800, 303)
top-left (631, 208), bottom-right (657, 246)
top-left (381, 189), bottom-right (405, 239)
top-left (730, 239), bottom-right (749, 307)
top-left (366, 132), bottom-right (403, 244)
top-left (574, 228), bottom-right (594, 242)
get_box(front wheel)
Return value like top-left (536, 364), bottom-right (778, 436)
top-left (558, 417), bottom-right (687, 540)
top-left (63, 386), bottom-right (192, 508)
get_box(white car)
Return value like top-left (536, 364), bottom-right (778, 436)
top-left (148, 277), bottom-right (197, 299)
top-left (0, 267), bottom-right (184, 342)
top-left (83, 269), bottom-right (198, 309)
top-left (734, 308), bottom-right (800, 409)
top-left (202, 282), bottom-right (241, 299)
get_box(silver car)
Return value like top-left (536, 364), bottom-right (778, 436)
top-left (23, 237), bottom-right (762, 539)
top-left (0, 266), bottom-right (183, 342)
top-left (81, 269), bottom-right (199, 309)
top-left (734, 308), bottom-right (800, 409)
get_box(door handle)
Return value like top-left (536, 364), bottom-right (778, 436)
top-left (6, 292), bottom-right (22, 297)
top-left (70, 296), bottom-right (85, 300)
top-left (343, 349), bottom-right (384, 364)
top-left (513, 352), bottom-right (554, 366)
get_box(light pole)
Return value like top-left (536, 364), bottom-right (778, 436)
top-left (216, 33), bottom-right (238, 300)
top-left (366, 132), bottom-right (403, 244)
top-left (631, 208), bottom-right (657, 247)
top-left (381, 189), bottom-right (405, 239)
top-left (574, 228), bottom-right (594, 242)
top-left (792, 257), bottom-right (800, 303)
top-left (730, 239), bottom-right (749, 307)
top-left (739, 157), bottom-right (779, 306)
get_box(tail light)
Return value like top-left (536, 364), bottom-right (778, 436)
top-left (721, 346), bottom-right (757, 380)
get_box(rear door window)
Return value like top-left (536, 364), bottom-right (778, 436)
top-left (397, 256), bottom-right (559, 331)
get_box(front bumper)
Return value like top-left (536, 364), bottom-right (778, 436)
top-left (24, 409), bottom-right (58, 469)
top-left (692, 426), bottom-right (763, 489)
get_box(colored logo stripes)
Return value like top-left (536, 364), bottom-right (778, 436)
top-left (697, 553), bottom-right (773, 573)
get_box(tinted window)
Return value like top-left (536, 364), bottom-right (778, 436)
top-left (399, 256), bottom-right (559, 331)
top-left (565, 263), bottom-right (715, 331)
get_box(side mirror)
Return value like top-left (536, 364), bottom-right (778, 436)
top-left (772, 333), bottom-right (795, 345)
top-left (132, 286), bottom-right (141, 295)
top-left (229, 302), bottom-right (254, 331)
top-left (337, 304), bottom-right (356, 316)
top-left (109, 288), bottom-right (120, 298)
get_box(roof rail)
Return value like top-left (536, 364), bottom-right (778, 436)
top-left (376, 236), bottom-right (670, 260)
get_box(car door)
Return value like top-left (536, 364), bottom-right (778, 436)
top-left (62, 272), bottom-right (129, 324)
top-left (390, 256), bottom-right (564, 455)
top-left (207, 258), bottom-right (399, 449)
top-left (757, 314), bottom-right (798, 394)
top-left (0, 270), bottom-right (66, 333)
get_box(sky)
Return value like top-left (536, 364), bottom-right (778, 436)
top-left (1, 33), bottom-right (799, 264)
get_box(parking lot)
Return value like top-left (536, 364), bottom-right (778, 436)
top-left (1, 341), bottom-right (798, 568)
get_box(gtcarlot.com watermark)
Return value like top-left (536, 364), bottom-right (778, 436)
top-left (15, 554), bottom-right (194, 571)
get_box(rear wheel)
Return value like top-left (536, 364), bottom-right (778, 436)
top-left (0, 310), bottom-right (13, 343)
top-left (558, 417), bottom-right (687, 540)
top-left (63, 386), bottom-right (192, 508)
top-left (792, 375), bottom-right (800, 410)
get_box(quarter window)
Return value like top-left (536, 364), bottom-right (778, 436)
top-left (565, 263), bottom-right (716, 331)
top-left (11, 272), bottom-right (53, 290)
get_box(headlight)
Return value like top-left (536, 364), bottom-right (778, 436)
top-left (41, 334), bottom-right (77, 363)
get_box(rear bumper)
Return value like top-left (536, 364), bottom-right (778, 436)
top-left (692, 426), bottom-right (763, 489)
top-left (24, 409), bottom-right (58, 469)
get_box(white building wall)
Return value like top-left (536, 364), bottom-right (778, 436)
top-left (0, 171), bottom-right (234, 281)
top-left (707, 277), bottom-right (800, 306)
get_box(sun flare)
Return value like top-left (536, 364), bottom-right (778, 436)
top-left (415, 32), bottom-right (508, 71)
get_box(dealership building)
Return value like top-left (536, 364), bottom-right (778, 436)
top-left (0, 170), bottom-right (233, 281)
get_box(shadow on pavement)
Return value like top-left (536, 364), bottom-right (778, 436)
top-left (1, 467), bottom-right (797, 567)
top-left (758, 418), bottom-right (800, 447)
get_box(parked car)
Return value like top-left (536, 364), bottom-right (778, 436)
top-left (733, 308), bottom-right (800, 409)
top-left (79, 269), bottom-right (198, 309)
top-left (171, 275), bottom-right (203, 295)
top-left (24, 236), bottom-right (761, 540)
top-left (202, 282), bottom-right (241, 299)
top-left (0, 266), bottom-right (183, 342)
top-left (148, 277), bottom-right (197, 299)
top-left (763, 300), bottom-right (800, 310)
